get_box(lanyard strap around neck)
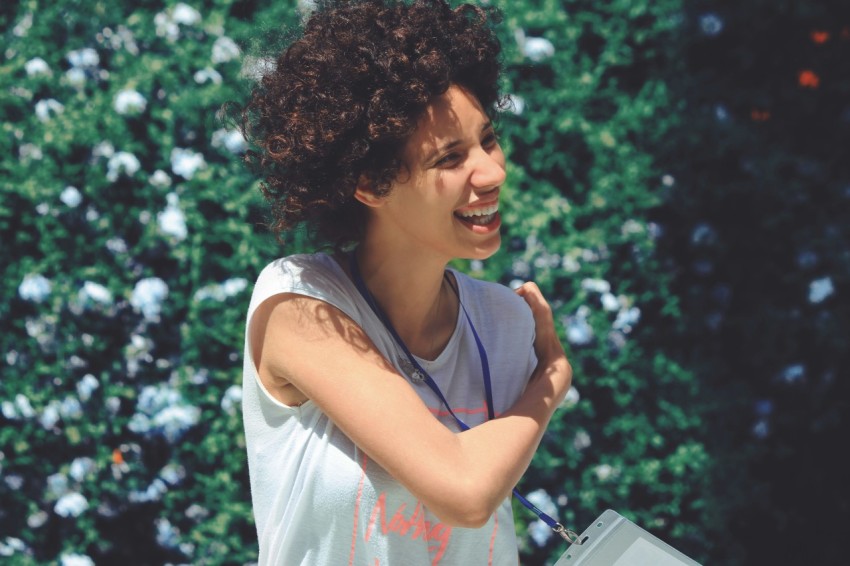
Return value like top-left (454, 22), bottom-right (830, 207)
top-left (347, 251), bottom-right (580, 545)
top-left (348, 252), bottom-right (494, 423)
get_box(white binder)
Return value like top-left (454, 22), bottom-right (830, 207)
top-left (553, 509), bottom-right (703, 566)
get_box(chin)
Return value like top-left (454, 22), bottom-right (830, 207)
top-left (465, 235), bottom-right (502, 261)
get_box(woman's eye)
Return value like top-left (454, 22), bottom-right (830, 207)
top-left (435, 153), bottom-right (461, 167)
top-left (482, 132), bottom-right (498, 148)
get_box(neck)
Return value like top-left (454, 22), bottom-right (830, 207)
top-left (350, 238), bottom-right (457, 360)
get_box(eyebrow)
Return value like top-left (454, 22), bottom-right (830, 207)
top-left (423, 121), bottom-right (494, 165)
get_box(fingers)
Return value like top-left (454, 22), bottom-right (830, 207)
top-left (516, 281), bottom-right (565, 362)
top-left (515, 282), bottom-right (552, 317)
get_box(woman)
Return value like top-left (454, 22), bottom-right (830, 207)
top-left (239, 1), bottom-right (572, 564)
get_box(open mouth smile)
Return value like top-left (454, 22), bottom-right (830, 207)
top-left (454, 202), bottom-right (499, 227)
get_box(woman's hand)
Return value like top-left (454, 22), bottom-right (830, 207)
top-left (515, 282), bottom-right (572, 401)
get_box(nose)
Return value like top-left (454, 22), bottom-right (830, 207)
top-left (470, 145), bottom-right (506, 192)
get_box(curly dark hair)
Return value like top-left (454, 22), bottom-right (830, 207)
top-left (240, 0), bottom-right (504, 249)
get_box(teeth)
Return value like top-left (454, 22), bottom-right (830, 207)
top-left (457, 203), bottom-right (499, 218)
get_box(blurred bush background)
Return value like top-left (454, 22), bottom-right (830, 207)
top-left (1, 0), bottom-right (847, 564)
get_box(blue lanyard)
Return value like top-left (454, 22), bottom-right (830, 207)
top-left (348, 252), bottom-right (579, 544)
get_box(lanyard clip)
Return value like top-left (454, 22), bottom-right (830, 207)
top-left (553, 523), bottom-right (583, 545)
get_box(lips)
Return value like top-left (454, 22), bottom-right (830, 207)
top-left (454, 202), bottom-right (499, 226)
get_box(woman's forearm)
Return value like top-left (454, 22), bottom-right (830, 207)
top-left (449, 352), bottom-right (572, 525)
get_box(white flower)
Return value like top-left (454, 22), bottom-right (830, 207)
top-left (526, 488), bottom-right (557, 517)
top-left (65, 67), bottom-right (87, 87)
top-left (170, 147), bottom-right (206, 179)
top-left (565, 313), bottom-right (594, 346)
top-left (193, 277), bottom-right (248, 301)
top-left (54, 492), bottom-right (89, 517)
top-left (594, 463), bottom-right (614, 481)
top-left (521, 37), bottom-right (555, 62)
top-left (222, 277), bottom-right (248, 296)
top-left (76, 374), bottom-right (99, 402)
top-left (154, 12), bottom-right (180, 41)
top-left (194, 67), bottom-right (223, 85)
top-left (560, 385), bottom-right (580, 409)
top-left (297, 0), bottom-right (318, 16)
top-left (691, 223), bottom-right (717, 246)
top-left (27, 511), bottom-right (48, 529)
top-left (129, 478), bottom-right (168, 503)
top-left (572, 430), bottom-right (591, 451)
top-left (114, 89), bottom-right (147, 115)
top-left (60, 554), bottom-right (95, 566)
top-left (240, 56), bottom-right (276, 81)
top-left (212, 36), bottom-right (240, 64)
top-left (19, 143), bottom-right (43, 161)
top-left (156, 517), bottom-right (181, 549)
top-left (149, 169), bottom-right (172, 188)
top-left (66, 48), bottom-right (99, 69)
top-left (25, 57), bottom-right (51, 77)
top-left (106, 151), bottom-right (141, 182)
top-left (808, 277), bottom-right (834, 304)
top-left (59, 397), bottom-right (83, 419)
top-left (128, 413), bottom-right (152, 435)
top-left (39, 401), bottom-right (61, 429)
top-left (131, 277), bottom-right (169, 319)
top-left (528, 519), bottom-right (553, 547)
top-left (60, 186), bottom-right (82, 207)
top-left (158, 195), bottom-right (188, 240)
top-left (562, 255), bottom-right (580, 273)
top-left (221, 384), bottom-right (242, 415)
top-left (0, 536), bottom-right (27, 556)
top-left (511, 258), bottom-right (531, 278)
top-left (779, 364), bottom-right (805, 384)
top-left (601, 292), bottom-right (619, 312)
top-left (621, 219), bottom-right (644, 236)
top-left (130, 384), bottom-right (201, 443)
top-left (501, 94), bottom-right (525, 115)
top-left (1, 401), bottom-right (17, 420)
top-left (699, 13), bottom-right (724, 36)
top-left (159, 463), bottom-right (185, 485)
top-left (69, 457), bottom-right (95, 482)
top-left (92, 141), bottom-right (115, 158)
top-left (19, 274), bottom-right (52, 302)
top-left (35, 99), bottom-right (64, 122)
top-left (153, 405), bottom-right (202, 443)
top-left (172, 3), bottom-right (201, 25)
top-left (613, 306), bottom-right (640, 333)
top-left (581, 278), bottom-right (611, 294)
top-left (13, 13), bottom-right (33, 37)
top-left (106, 237), bottom-right (128, 254)
top-left (15, 394), bottom-right (35, 419)
top-left (211, 128), bottom-right (248, 154)
top-left (79, 281), bottom-right (113, 305)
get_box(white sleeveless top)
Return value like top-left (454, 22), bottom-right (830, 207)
top-left (242, 253), bottom-right (537, 565)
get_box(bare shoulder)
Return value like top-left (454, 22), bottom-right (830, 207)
top-left (250, 292), bottom-right (392, 407)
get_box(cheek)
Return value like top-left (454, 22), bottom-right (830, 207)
top-left (433, 169), bottom-right (469, 196)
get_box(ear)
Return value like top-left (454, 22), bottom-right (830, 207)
top-left (353, 176), bottom-right (387, 208)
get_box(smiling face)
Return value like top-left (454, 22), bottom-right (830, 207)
top-left (358, 85), bottom-right (507, 262)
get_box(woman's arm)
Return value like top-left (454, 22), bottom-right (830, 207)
top-left (251, 281), bottom-right (571, 528)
